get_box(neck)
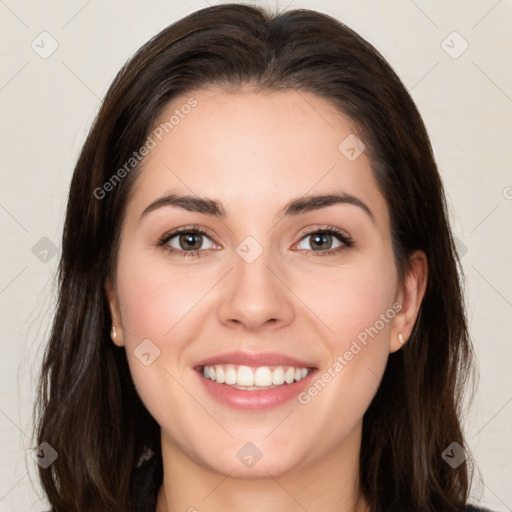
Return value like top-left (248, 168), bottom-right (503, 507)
top-left (156, 423), bottom-right (370, 512)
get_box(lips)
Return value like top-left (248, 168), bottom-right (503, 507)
top-left (194, 351), bottom-right (317, 369)
top-left (193, 351), bottom-right (318, 410)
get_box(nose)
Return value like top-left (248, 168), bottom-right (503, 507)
top-left (217, 246), bottom-right (295, 332)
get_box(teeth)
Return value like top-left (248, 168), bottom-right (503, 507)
top-left (285, 367), bottom-right (295, 384)
top-left (225, 365), bottom-right (237, 385)
top-left (237, 366), bottom-right (254, 386)
top-left (254, 367), bottom-right (272, 387)
top-left (272, 367), bottom-right (285, 385)
top-left (201, 364), bottom-right (311, 388)
top-left (216, 366), bottom-right (225, 384)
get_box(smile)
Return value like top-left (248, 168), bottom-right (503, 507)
top-left (202, 364), bottom-right (311, 389)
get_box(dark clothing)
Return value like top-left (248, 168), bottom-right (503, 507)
top-left (131, 452), bottom-right (162, 512)
top-left (130, 453), bottom-right (493, 512)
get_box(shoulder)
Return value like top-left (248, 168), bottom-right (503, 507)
top-left (466, 505), bottom-right (496, 512)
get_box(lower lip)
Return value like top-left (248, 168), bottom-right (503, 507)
top-left (196, 368), bottom-right (317, 410)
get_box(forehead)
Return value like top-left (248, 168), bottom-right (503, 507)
top-left (125, 88), bottom-right (389, 229)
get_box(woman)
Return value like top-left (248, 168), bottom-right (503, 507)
top-left (34, 3), bottom-right (492, 511)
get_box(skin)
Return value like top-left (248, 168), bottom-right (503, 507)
top-left (106, 88), bottom-right (427, 512)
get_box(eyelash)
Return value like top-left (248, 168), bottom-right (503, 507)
top-left (156, 225), bottom-right (353, 259)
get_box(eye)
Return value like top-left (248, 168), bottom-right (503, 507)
top-left (157, 227), bottom-right (217, 258)
top-left (294, 227), bottom-right (353, 256)
top-left (156, 225), bottom-right (353, 259)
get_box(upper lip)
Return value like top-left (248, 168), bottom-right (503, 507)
top-left (194, 351), bottom-right (317, 369)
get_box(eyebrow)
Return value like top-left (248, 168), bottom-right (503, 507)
top-left (140, 191), bottom-right (375, 224)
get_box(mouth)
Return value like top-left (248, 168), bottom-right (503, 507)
top-left (199, 363), bottom-right (314, 390)
top-left (193, 352), bottom-right (318, 409)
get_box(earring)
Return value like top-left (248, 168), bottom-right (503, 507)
top-left (398, 333), bottom-right (404, 344)
top-left (111, 325), bottom-right (117, 341)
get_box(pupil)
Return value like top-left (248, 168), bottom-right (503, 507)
top-left (180, 233), bottom-right (201, 250)
top-left (311, 233), bottom-right (331, 250)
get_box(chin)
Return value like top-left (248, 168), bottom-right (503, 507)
top-left (192, 438), bottom-right (305, 478)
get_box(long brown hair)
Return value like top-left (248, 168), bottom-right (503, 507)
top-left (34, 3), bottom-right (477, 511)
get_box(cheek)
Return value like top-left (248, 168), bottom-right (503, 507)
top-left (301, 256), bottom-right (398, 348)
top-left (113, 251), bottom-right (193, 393)
top-left (114, 251), bottom-right (205, 429)
top-left (296, 257), bottom-right (397, 403)
top-left (115, 248), bottom-right (211, 342)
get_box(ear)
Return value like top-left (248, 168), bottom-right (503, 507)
top-left (105, 277), bottom-right (124, 347)
top-left (390, 250), bottom-right (428, 353)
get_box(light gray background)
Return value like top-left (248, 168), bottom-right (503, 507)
top-left (1, 0), bottom-right (511, 510)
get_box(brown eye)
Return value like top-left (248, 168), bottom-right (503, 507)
top-left (166, 231), bottom-right (215, 251)
top-left (297, 229), bottom-right (349, 252)
top-left (305, 232), bottom-right (337, 251)
top-left (177, 232), bottom-right (204, 250)
top-left (159, 228), bottom-right (217, 255)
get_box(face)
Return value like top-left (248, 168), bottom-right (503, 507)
top-left (107, 88), bottom-right (426, 479)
